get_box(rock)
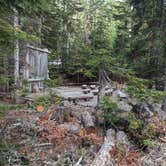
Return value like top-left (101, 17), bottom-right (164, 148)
top-left (82, 84), bottom-right (88, 89)
top-left (132, 101), bottom-right (154, 120)
top-left (118, 101), bottom-right (132, 112)
top-left (118, 90), bottom-right (128, 98)
top-left (105, 89), bottom-right (113, 96)
top-left (105, 86), bottom-right (110, 91)
top-left (153, 103), bottom-right (162, 115)
top-left (116, 131), bottom-right (130, 149)
top-left (141, 142), bottom-right (166, 166)
top-left (90, 85), bottom-right (96, 90)
top-left (81, 111), bottom-right (95, 128)
top-left (162, 97), bottom-right (166, 112)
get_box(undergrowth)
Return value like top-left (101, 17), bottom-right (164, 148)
top-left (125, 75), bottom-right (166, 102)
top-left (99, 97), bottom-right (161, 148)
top-left (32, 91), bottom-right (64, 111)
top-left (0, 104), bottom-right (27, 117)
top-left (0, 141), bottom-right (29, 165)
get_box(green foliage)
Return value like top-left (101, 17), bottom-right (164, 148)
top-left (142, 139), bottom-right (155, 148)
top-left (0, 19), bottom-right (14, 44)
top-left (13, 87), bottom-right (30, 97)
top-left (128, 113), bottom-right (144, 135)
top-left (128, 0), bottom-right (166, 81)
top-left (32, 92), bottom-right (63, 110)
top-left (0, 103), bottom-right (27, 117)
top-left (44, 77), bottom-right (64, 88)
top-left (125, 74), bottom-right (166, 102)
top-left (99, 97), bottom-right (159, 148)
top-left (99, 96), bottom-right (119, 112)
top-left (0, 141), bottom-right (28, 166)
top-left (0, 76), bottom-right (8, 86)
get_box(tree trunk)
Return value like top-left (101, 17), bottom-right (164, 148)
top-left (161, 0), bottom-right (166, 111)
top-left (162, 65), bottom-right (166, 111)
top-left (13, 8), bottom-right (19, 86)
top-left (38, 15), bottom-right (42, 46)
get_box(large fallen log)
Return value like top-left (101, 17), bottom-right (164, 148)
top-left (90, 129), bottom-right (116, 166)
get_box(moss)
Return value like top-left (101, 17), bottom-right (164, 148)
top-left (0, 103), bottom-right (27, 117)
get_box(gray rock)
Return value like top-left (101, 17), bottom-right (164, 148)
top-left (162, 97), bottom-right (166, 112)
top-left (118, 101), bottom-right (132, 112)
top-left (118, 90), bottom-right (128, 98)
top-left (105, 86), bottom-right (110, 91)
top-left (132, 101), bottom-right (154, 119)
top-left (116, 131), bottom-right (130, 147)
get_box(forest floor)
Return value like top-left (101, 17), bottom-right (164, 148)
top-left (0, 86), bottom-right (166, 166)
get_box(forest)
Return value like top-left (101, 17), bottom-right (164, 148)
top-left (0, 0), bottom-right (166, 165)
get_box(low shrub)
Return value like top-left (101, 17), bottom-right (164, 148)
top-left (32, 92), bottom-right (63, 111)
top-left (99, 97), bottom-right (160, 148)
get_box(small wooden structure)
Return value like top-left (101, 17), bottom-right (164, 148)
top-left (21, 45), bottom-right (50, 92)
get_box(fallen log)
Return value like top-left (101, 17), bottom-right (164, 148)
top-left (33, 143), bottom-right (53, 148)
top-left (58, 124), bottom-right (81, 134)
top-left (90, 129), bottom-right (116, 166)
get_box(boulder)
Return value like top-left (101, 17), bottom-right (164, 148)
top-left (132, 101), bottom-right (154, 120)
top-left (118, 101), bottom-right (132, 112)
top-left (81, 111), bottom-right (95, 128)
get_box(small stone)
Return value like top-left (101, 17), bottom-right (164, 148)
top-left (105, 86), bottom-right (110, 91)
top-left (118, 90), bottom-right (128, 98)
top-left (105, 89), bottom-right (113, 96)
top-left (118, 101), bottom-right (132, 112)
top-left (82, 84), bottom-right (88, 89)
